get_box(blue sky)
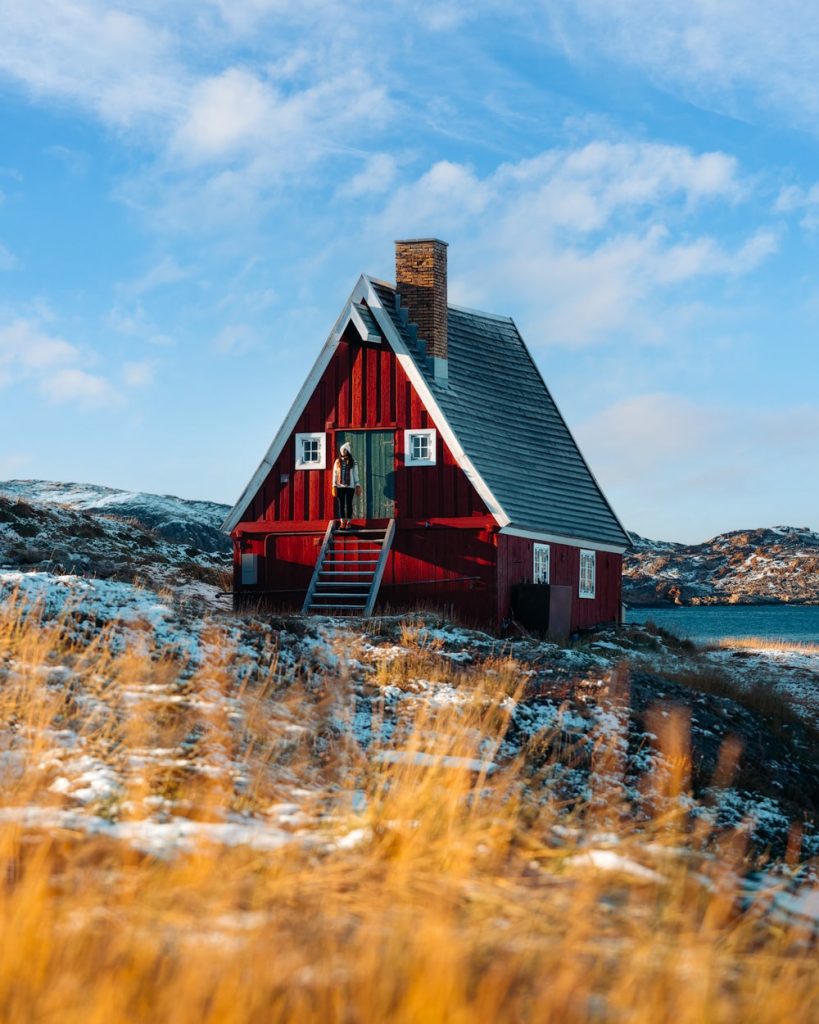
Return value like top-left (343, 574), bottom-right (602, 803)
top-left (1, 1), bottom-right (818, 543)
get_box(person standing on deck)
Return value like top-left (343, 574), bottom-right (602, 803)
top-left (332, 442), bottom-right (361, 530)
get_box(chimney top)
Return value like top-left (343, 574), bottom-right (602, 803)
top-left (394, 237), bottom-right (449, 247)
top-left (394, 239), bottom-right (449, 383)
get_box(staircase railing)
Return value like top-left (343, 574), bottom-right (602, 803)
top-left (301, 519), bottom-right (336, 614)
top-left (363, 518), bottom-right (395, 617)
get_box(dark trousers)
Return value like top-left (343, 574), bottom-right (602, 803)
top-left (336, 487), bottom-right (354, 520)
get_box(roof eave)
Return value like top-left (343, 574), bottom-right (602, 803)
top-left (221, 275), bottom-right (375, 534)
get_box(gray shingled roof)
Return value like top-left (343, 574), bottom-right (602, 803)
top-left (371, 281), bottom-right (629, 548)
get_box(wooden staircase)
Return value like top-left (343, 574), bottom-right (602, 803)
top-left (302, 519), bottom-right (395, 616)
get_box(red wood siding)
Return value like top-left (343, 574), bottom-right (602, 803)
top-left (233, 522), bottom-right (498, 623)
top-left (242, 327), bottom-right (488, 525)
top-left (497, 534), bottom-right (622, 631)
top-left (380, 524), bottom-right (497, 624)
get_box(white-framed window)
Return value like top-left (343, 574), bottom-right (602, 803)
top-left (295, 432), bottom-right (326, 469)
top-left (241, 553), bottom-right (258, 585)
top-left (579, 549), bottom-right (596, 599)
top-left (405, 428), bottom-right (437, 466)
top-left (533, 543), bottom-right (550, 584)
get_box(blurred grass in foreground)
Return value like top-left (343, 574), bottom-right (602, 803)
top-left (0, 593), bottom-right (817, 1023)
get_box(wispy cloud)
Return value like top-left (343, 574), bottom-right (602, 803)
top-left (212, 324), bottom-right (257, 356)
top-left (120, 257), bottom-right (189, 297)
top-left (336, 153), bottom-right (399, 199)
top-left (39, 367), bottom-right (121, 408)
top-left (543, 1), bottom-right (819, 133)
top-left (0, 317), bottom-right (119, 408)
top-left (0, 318), bottom-right (77, 368)
top-left (575, 393), bottom-right (819, 539)
top-left (374, 140), bottom-right (771, 347)
top-left (122, 359), bottom-right (157, 388)
top-left (0, 1), bottom-right (185, 127)
top-left (44, 144), bottom-right (90, 177)
top-left (0, 242), bottom-right (19, 271)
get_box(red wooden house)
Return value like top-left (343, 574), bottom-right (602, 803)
top-left (222, 239), bottom-right (630, 633)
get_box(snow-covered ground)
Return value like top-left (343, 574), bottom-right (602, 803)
top-left (1, 480), bottom-right (817, 931)
top-left (2, 565), bottom-right (817, 872)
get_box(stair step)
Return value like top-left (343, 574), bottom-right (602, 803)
top-left (323, 561), bottom-right (380, 569)
top-left (309, 604), bottom-right (366, 612)
top-left (331, 543), bottom-right (383, 549)
top-left (316, 589), bottom-right (369, 595)
top-left (317, 580), bottom-right (371, 587)
top-left (320, 569), bottom-right (376, 575)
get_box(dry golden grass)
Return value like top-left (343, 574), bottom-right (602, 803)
top-left (0, 594), bottom-right (817, 1023)
top-left (711, 636), bottom-right (819, 655)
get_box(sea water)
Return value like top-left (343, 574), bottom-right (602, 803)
top-left (626, 604), bottom-right (819, 644)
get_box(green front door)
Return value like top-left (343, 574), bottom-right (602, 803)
top-left (335, 430), bottom-right (395, 519)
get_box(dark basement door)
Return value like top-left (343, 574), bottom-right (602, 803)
top-left (334, 430), bottom-right (395, 519)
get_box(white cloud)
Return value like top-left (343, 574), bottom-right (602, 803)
top-left (121, 257), bottom-right (188, 296)
top-left (0, 242), bottom-right (19, 271)
top-left (574, 394), bottom-right (819, 539)
top-left (337, 153), bottom-right (399, 199)
top-left (774, 182), bottom-right (819, 230)
top-left (0, 319), bottom-right (77, 368)
top-left (375, 141), bottom-right (770, 347)
top-left (173, 68), bottom-right (275, 162)
top-left (544, 1), bottom-right (819, 133)
top-left (0, 3), bottom-right (393, 231)
top-left (122, 359), bottom-right (156, 388)
top-left (44, 144), bottom-right (90, 177)
top-left (39, 367), bottom-right (121, 407)
top-left (0, 2), bottom-right (184, 127)
top-left (414, 3), bottom-right (474, 31)
top-left (0, 317), bottom-right (120, 408)
top-left (212, 324), bottom-right (257, 355)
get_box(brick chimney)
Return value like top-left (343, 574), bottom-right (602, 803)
top-left (395, 238), bottom-right (448, 383)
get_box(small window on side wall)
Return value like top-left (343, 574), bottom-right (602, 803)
top-left (533, 543), bottom-right (550, 584)
top-left (405, 428), bottom-right (437, 466)
top-left (295, 432), bottom-right (326, 469)
top-left (579, 549), bottom-right (596, 599)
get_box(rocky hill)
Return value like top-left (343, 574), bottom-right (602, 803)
top-left (624, 526), bottom-right (819, 607)
top-left (0, 479), bottom-right (231, 603)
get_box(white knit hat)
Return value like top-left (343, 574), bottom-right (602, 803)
top-left (340, 442), bottom-right (352, 456)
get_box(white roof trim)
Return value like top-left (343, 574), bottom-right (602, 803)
top-left (349, 302), bottom-right (381, 343)
top-left (363, 277), bottom-right (510, 528)
top-left (500, 525), bottom-right (626, 555)
top-left (221, 275), bottom-right (373, 533)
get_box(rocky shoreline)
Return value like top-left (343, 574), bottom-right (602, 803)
top-left (624, 526), bottom-right (819, 608)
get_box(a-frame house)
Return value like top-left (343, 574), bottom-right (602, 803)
top-left (222, 239), bottom-right (630, 633)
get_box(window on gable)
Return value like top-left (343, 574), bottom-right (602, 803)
top-left (533, 543), bottom-right (550, 585)
top-left (405, 428), bottom-right (437, 466)
top-left (295, 432), bottom-right (326, 470)
top-left (579, 549), bottom-right (596, 599)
